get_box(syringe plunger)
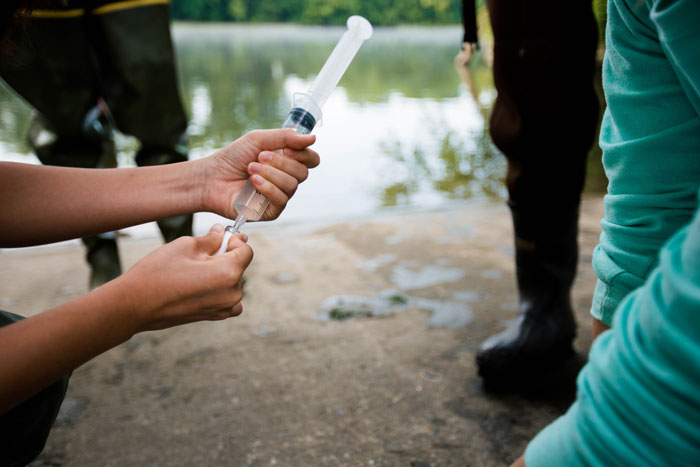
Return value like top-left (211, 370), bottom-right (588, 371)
top-left (307, 16), bottom-right (373, 110)
top-left (217, 16), bottom-right (372, 255)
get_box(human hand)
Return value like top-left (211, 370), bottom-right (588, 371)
top-left (200, 129), bottom-right (320, 221)
top-left (454, 41), bottom-right (473, 67)
top-left (115, 224), bottom-right (253, 332)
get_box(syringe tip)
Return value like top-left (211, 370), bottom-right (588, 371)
top-left (232, 214), bottom-right (247, 232)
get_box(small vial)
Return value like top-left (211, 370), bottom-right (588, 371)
top-left (215, 216), bottom-right (247, 255)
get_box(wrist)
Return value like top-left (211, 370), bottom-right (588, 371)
top-left (181, 159), bottom-right (209, 214)
top-left (90, 276), bottom-right (146, 339)
top-left (190, 157), bottom-right (218, 214)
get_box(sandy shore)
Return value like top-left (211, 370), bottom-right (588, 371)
top-left (2, 197), bottom-right (604, 466)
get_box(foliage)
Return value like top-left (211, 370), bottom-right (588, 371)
top-left (593, 0), bottom-right (607, 43)
top-left (171, 0), bottom-right (464, 25)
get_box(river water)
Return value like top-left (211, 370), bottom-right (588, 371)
top-left (0, 24), bottom-right (604, 238)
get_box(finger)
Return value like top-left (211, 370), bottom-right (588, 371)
top-left (249, 161), bottom-right (299, 197)
top-left (210, 306), bottom-right (239, 321)
top-left (248, 174), bottom-right (289, 210)
top-left (229, 242), bottom-right (254, 269)
top-left (211, 301), bottom-right (243, 321)
top-left (258, 151), bottom-right (311, 183)
top-left (245, 129), bottom-right (316, 152)
top-left (283, 147), bottom-right (320, 169)
top-left (199, 229), bottom-right (226, 255)
top-left (226, 232), bottom-right (248, 251)
top-left (216, 230), bottom-right (248, 256)
top-left (209, 223), bottom-right (225, 235)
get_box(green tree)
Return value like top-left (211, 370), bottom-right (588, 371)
top-left (171, 0), bottom-right (466, 25)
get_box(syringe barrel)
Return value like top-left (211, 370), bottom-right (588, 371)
top-left (232, 94), bottom-right (320, 222)
top-left (230, 16), bottom-right (372, 225)
top-left (232, 180), bottom-right (268, 221)
top-left (307, 16), bottom-right (373, 109)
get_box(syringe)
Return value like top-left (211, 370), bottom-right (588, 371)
top-left (216, 15), bottom-right (373, 255)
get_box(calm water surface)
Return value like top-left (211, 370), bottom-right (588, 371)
top-left (0, 24), bottom-right (604, 237)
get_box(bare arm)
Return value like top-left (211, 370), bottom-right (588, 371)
top-left (0, 226), bottom-right (252, 414)
top-left (0, 129), bottom-right (318, 247)
top-left (0, 161), bottom-right (201, 247)
top-left (0, 128), bottom-right (319, 413)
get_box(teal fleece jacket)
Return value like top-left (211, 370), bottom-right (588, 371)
top-left (526, 0), bottom-right (700, 464)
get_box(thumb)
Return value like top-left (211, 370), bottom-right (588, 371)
top-left (229, 242), bottom-right (254, 269)
top-left (199, 224), bottom-right (226, 255)
top-left (247, 129), bottom-right (316, 152)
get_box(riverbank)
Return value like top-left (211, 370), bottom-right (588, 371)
top-left (2, 197), bottom-right (604, 466)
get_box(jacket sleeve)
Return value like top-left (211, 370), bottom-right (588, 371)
top-left (650, 0), bottom-right (700, 118)
top-left (461, 0), bottom-right (478, 44)
top-left (526, 196), bottom-right (700, 465)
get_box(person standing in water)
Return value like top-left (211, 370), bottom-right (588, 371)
top-left (0, 0), bottom-right (192, 289)
top-left (459, 0), bottom-right (600, 389)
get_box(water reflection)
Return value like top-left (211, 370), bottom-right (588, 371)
top-left (380, 129), bottom-right (506, 207)
top-left (174, 24), bottom-right (509, 223)
top-left (0, 24), bottom-right (604, 231)
top-left (380, 49), bottom-right (506, 207)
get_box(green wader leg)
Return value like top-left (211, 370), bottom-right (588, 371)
top-left (27, 111), bottom-right (123, 291)
top-left (91, 4), bottom-right (192, 242)
top-left (1, 3), bottom-right (192, 288)
top-left (0, 12), bottom-right (123, 289)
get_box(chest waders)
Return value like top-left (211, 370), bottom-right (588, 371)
top-left (462, 0), bottom-right (600, 390)
top-left (0, 0), bottom-right (191, 289)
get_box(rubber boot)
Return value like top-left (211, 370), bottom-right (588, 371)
top-left (476, 202), bottom-right (578, 389)
top-left (83, 234), bottom-right (122, 290)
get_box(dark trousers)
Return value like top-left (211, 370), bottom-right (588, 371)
top-left (0, 3), bottom-right (188, 167)
top-left (0, 312), bottom-right (70, 467)
top-left (487, 0), bottom-right (599, 227)
top-left (0, 3), bottom-right (192, 245)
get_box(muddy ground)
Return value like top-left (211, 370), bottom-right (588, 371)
top-left (0, 197), bottom-right (604, 466)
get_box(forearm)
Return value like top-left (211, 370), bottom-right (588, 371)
top-left (0, 161), bottom-right (205, 247)
top-left (0, 279), bottom-right (140, 414)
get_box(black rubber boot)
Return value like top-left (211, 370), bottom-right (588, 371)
top-left (476, 202), bottom-right (578, 390)
top-left (83, 235), bottom-right (122, 290)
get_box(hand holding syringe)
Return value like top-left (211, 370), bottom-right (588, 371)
top-left (216, 16), bottom-right (373, 255)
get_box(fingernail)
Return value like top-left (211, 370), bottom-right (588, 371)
top-left (238, 233), bottom-right (248, 243)
top-left (210, 223), bottom-right (224, 234)
top-left (284, 148), bottom-right (298, 157)
top-left (251, 174), bottom-right (264, 186)
top-left (259, 152), bottom-right (272, 162)
top-left (249, 162), bottom-right (261, 173)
